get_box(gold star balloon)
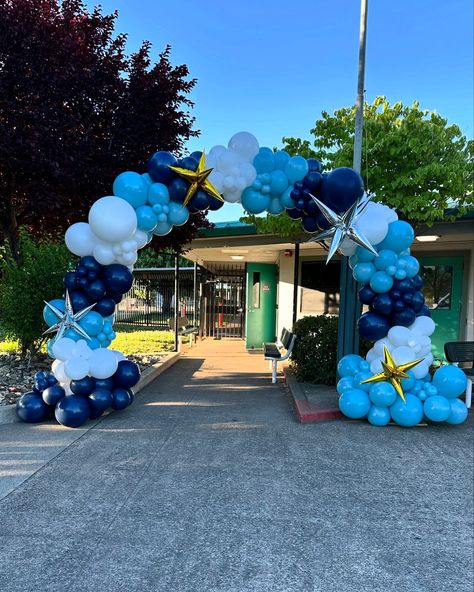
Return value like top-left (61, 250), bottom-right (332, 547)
top-left (361, 345), bottom-right (423, 403)
top-left (168, 151), bottom-right (224, 207)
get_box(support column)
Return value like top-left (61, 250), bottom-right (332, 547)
top-left (174, 253), bottom-right (180, 352)
top-left (292, 243), bottom-right (300, 327)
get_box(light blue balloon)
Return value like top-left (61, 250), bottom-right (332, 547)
top-left (268, 197), bottom-right (285, 215)
top-left (370, 271), bottom-right (394, 293)
top-left (390, 393), bottom-right (424, 427)
top-left (43, 299), bottom-right (65, 327)
top-left (273, 151), bottom-right (291, 171)
top-left (259, 173), bottom-right (271, 184)
top-left (157, 213), bottom-right (167, 223)
top-left (349, 255), bottom-right (358, 269)
top-left (398, 255), bottom-right (420, 278)
top-left (79, 311), bottom-right (104, 337)
top-left (136, 205), bottom-right (158, 232)
top-left (241, 187), bottom-right (271, 214)
top-left (284, 156), bottom-right (309, 184)
top-left (400, 370), bottom-right (416, 392)
top-left (353, 371), bottom-right (372, 393)
top-left (447, 398), bottom-right (468, 424)
top-left (46, 340), bottom-right (55, 359)
top-left (432, 365), bottom-right (467, 399)
top-left (423, 395), bottom-right (451, 422)
top-left (338, 354), bottom-right (364, 377)
top-left (270, 170), bottom-right (289, 195)
top-left (377, 220), bottom-right (415, 252)
top-left (353, 262), bottom-right (376, 283)
top-left (355, 246), bottom-right (376, 262)
top-left (113, 171), bottom-right (148, 209)
top-left (280, 185), bottom-right (294, 208)
top-left (374, 249), bottom-right (398, 271)
top-left (141, 173), bottom-right (153, 185)
top-left (369, 382), bottom-right (397, 407)
top-left (148, 183), bottom-right (170, 206)
top-left (88, 337), bottom-right (101, 350)
top-left (261, 184), bottom-right (271, 195)
top-left (339, 389), bottom-right (371, 419)
top-left (386, 265), bottom-right (397, 276)
top-left (253, 148), bottom-right (275, 174)
top-left (168, 201), bottom-right (189, 226)
top-left (63, 328), bottom-right (81, 341)
top-left (337, 376), bottom-right (354, 395)
top-left (395, 269), bottom-right (407, 280)
top-left (153, 221), bottom-right (173, 236)
top-left (367, 405), bottom-right (391, 426)
top-left (358, 360), bottom-right (370, 372)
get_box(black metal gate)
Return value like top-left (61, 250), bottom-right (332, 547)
top-left (201, 264), bottom-right (245, 339)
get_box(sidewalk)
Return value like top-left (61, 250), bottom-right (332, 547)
top-left (0, 339), bottom-right (473, 592)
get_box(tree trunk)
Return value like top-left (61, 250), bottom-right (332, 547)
top-left (1, 194), bottom-right (20, 262)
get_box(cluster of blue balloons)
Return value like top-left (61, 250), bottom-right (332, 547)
top-left (351, 221), bottom-right (431, 341)
top-left (337, 356), bottom-right (468, 427)
top-left (16, 362), bottom-right (140, 427)
top-left (287, 166), bottom-right (365, 233)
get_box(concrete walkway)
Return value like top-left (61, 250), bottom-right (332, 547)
top-left (0, 339), bottom-right (473, 592)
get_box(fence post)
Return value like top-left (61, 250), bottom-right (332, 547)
top-left (174, 252), bottom-right (179, 352)
top-left (193, 261), bottom-right (198, 329)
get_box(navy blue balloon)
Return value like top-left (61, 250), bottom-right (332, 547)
top-left (168, 177), bottom-right (189, 203)
top-left (80, 256), bottom-right (102, 275)
top-left (16, 392), bottom-right (50, 423)
top-left (372, 294), bottom-right (393, 315)
top-left (393, 278), bottom-right (414, 293)
top-left (94, 297), bottom-right (116, 317)
top-left (391, 289), bottom-right (401, 300)
top-left (111, 388), bottom-right (133, 410)
top-left (411, 291), bottom-right (425, 312)
top-left (316, 213), bottom-right (330, 230)
top-left (89, 388), bottom-right (113, 417)
top-left (294, 180), bottom-right (304, 191)
top-left (286, 208), bottom-right (302, 220)
top-left (85, 279), bottom-right (106, 301)
top-left (303, 200), bottom-right (318, 216)
top-left (55, 395), bottom-right (90, 428)
top-left (301, 188), bottom-right (312, 200)
top-left (103, 264), bottom-right (133, 295)
top-left (76, 265), bottom-right (87, 277)
top-left (76, 277), bottom-right (89, 289)
top-left (303, 171), bottom-right (323, 193)
top-left (69, 290), bottom-right (91, 313)
top-left (189, 151), bottom-right (203, 162)
top-left (393, 299), bottom-right (406, 313)
top-left (412, 274), bottom-right (424, 290)
top-left (402, 292), bottom-right (414, 304)
top-left (178, 156), bottom-right (198, 170)
top-left (321, 167), bottom-right (364, 212)
top-left (46, 373), bottom-right (58, 386)
top-left (87, 271), bottom-right (98, 281)
top-left (392, 308), bottom-right (417, 327)
top-left (113, 360), bottom-right (141, 389)
top-left (290, 188), bottom-right (301, 201)
top-left (42, 385), bottom-right (65, 406)
top-left (208, 195), bottom-right (224, 211)
top-left (417, 305), bottom-right (432, 318)
top-left (147, 151), bottom-right (178, 184)
top-left (307, 158), bottom-right (322, 172)
top-left (94, 378), bottom-right (115, 390)
top-left (189, 190), bottom-right (210, 211)
top-left (296, 198), bottom-right (305, 209)
top-left (302, 215), bottom-right (319, 233)
top-left (64, 271), bottom-right (77, 291)
top-left (70, 376), bottom-right (95, 396)
top-left (107, 291), bottom-right (123, 304)
top-left (359, 285), bottom-right (376, 305)
top-left (358, 312), bottom-right (391, 341)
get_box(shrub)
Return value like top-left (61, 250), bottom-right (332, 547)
top-left (291, 315), bottom-right (339, 385)
top-left (0, 230), bottom-right (73, 356)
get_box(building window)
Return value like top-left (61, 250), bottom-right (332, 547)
top-left (420, 264), bottom-right (453, 310)
top-left (300, 260), bottom-right (340, 315)
top-left (252, 272), bottom-right (261, 309)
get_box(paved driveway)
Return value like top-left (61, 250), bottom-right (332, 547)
top-left (0, 340), bottom-right (472, 592)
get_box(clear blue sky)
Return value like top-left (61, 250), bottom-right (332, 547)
top-left (86, 0), bottom-right (473, 221)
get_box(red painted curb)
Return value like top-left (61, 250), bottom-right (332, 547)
top-left (293, 397), bottom-right (344, 423)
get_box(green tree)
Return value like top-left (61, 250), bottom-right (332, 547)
top-left (282, 96), bottom-right (473, 225)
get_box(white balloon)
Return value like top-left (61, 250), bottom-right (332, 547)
top-left (73, 340), bottom-right (93, 359)
top-left (392, 346), bottom-right (416, 365)
top-left (365, 347), bottom-right (378, 363)
top-left (65, 223), bottom-right (96, 257)
top-left (228, 132), bottom-right (259, 161)
top-left (118, 250), bottom-right (137, 266)
top-left (338, 237), bottom-right (357, 256)
top-left (52, 338), bottom-right (77, 361)
top-left (133, 229), bottom-right (148, 250)
top-left (370, 359), bottom-right (383, 374)
top-left (410, 316), bottom-right (436, 336)
top-left (88, 349), bottom-right (118, 379)
top-left (388, 326), bottom-right (411, 347)
top-left (64, 357), bottom-right (90, 381)
top-left (60, 381), bottom-right (73, 396)
top-left (52, 360), bottom-right (68, 383)
top-left (374, 338), bottom-right (391, 356)
top-left (412, 360), bottom-right (430, 379)
top-left (383, 205), bottom-right (398, 223)
top-left (89, 196), bottom-right (137, 243)
top-left (355, 202), bottom-right (389, 245)
top-left (93, 242), bottom-right (115, 265)
top-left (424, 353), bottom-right (434, 367)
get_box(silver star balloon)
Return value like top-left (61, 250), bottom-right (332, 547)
top-left (307, 193), bottom-right (378, 263)
top-left (43, 290), bottom-right (95, 341)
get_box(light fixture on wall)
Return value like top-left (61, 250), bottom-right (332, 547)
top-left (230, 255), bottom-right (245, 260)
top-left (415, 235), bottom-right (441, 242)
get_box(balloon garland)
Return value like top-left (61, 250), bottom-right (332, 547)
top-left (15, 132), bottom-right (468, 428)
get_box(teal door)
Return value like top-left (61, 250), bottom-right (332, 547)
top-left (245, 263), bottom-right (277, 349)
top-left (419, 255), bottom-right (464, 362)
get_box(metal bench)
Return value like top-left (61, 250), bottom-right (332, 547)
top-left (444, 341), bottom-right (473, 408)
top-left (168, 317), bottom-right (198, 348)
top-left (264, 328), bottom-right (296, 384)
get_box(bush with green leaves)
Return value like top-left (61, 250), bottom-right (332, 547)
top-left (0, 230), bottom-right (73, 356)
top-left (290, 315), bottom-right (339, 385)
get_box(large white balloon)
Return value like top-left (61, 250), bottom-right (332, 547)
top-left (52, 338), bottom-right (77, 362)
top-left (52, 359), bottom-right (68, 383)
top-left (65, 223), bottom-right (96, 257)
top-left (410, 316), bottom-right (436, 336)
top-left (388, 326), bottom-right (411, 347)
top-left (89, 196), bottom-right (137, 243)
top-left (64, 357), bottom-right (90, 381)
top-left (93, 242), bottom-right (115, 265)
top-left (392, 346), bottom-right (416, 365)
top-left (88, 348), bottom-right (118, 379)
top-left (227, 131), bottom-right (259, 161)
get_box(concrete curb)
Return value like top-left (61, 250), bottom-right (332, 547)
top-left (284, 368), bottom-right (343, 423)
top-left (0, 351), bottom-right (181, 427)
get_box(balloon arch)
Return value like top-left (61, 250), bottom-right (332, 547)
top-left (16, 132), bottom-right (468, 428)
